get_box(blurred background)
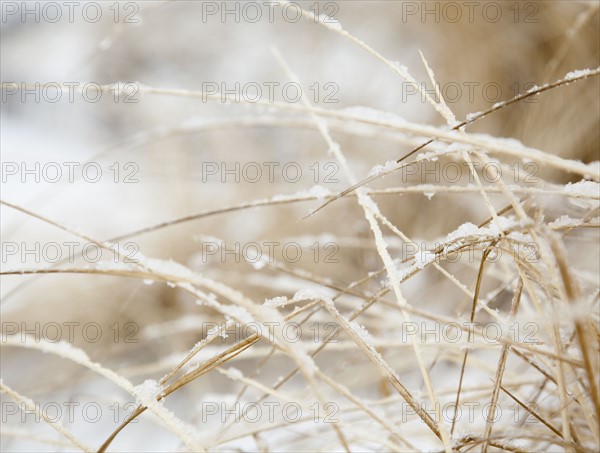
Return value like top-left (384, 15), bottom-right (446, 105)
top-left (1, 1), bottom-right (599, 451)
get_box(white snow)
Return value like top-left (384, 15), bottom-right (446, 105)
top-left (264, 296), bottom-right (289, 307)
top-left (466, 111), bottom-right (482, 122)
top-left (489, 216), bottom-right (520, 235)
top-left (414, 250), bottom-right (437, 269)
top-left (349, 321), bottom-right (374, 348)
top-left (563, 180), bottom-right (599, 197)
top-left (565, 68), bottom-right (593, 80)
top-left (134, 379), bottom-right (163, 405)
top-left (549, 215), bottom-right (580, 228)
top-left (50, 341), bottom-right (90, 362)
top-left (143, 257), bottom-right (196, 280)
top-left (293, 287), bottom-right (330, 302)
top-left (220, 304), bottom-right (254, 324)
top-left (445, 222), bottom-right (480, 242)
top-left (358, 195), bottom-right (382, 216)
top-left (368, 160), bottom-right (398, 177)
top-left (415, 151), bottom-right (439, 161)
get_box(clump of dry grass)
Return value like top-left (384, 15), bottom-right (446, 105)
top-left (1, 1), bottom-right (599, 452)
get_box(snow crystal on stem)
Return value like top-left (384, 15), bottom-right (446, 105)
top-left (134, 379), bottom-right (163, 405)
top-left (52, 341), bottom-right (90, 362)
top-left (264, 296), bottom-right (288, 307)
top-left (416, 151), bottom-right (439, 162)
top-left (489, 216), bottom-right (520, 235)
top-left (466, 111), bottom-right (482, 122)
top-left (368, 160), bottom-right (397, 177)
top-left (300, 185), bottom-right (332, 199)
top-left (565, 68), bottom-right (593, 80)
top-left (143, 257), bottom-right (196, 280)
top-left (358, 195), bottom-right (381, 216)
top-left (563, 180), bottom-right (599, 197)
top-left (414, 250), bottom-right (436, 269)
top-left (445, 222), bottom-right (480, 242)
top-left (293, 287), bottom-right (327, 301)
top-left (221, 304), bottom-right (254, 324)
top-left (349, 321), bottom-right (375, 348)
top-left (549, 215), bottom-right (580, 228)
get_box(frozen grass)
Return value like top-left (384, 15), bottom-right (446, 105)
top-left (1, 1), bottom-right (599, 452)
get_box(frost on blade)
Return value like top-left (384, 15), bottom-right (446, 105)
top-left (416, 151), bottom-right (440, 162)
top-left (132, 380), bottom-right (202, 450)
top-left (414, 249), bottom-right (436, 269)
top-left (466, 111), bottom-right (483, 122)
top-left (349, 321), bottom-right (375, 349)
top-left (134, 379), bottom-right (164, 406)
top-left (563, 180), bottom-right (600, 197)
top-left (143, 257), bottom-right (196, 280)
top-left (489, 216), bottom-right (521, 235)
top-left (358, 195), bottom-right (381, 216)
top-left (221, 304), bottom-right (254, 324)
top-left (293, 287), bottom-right (333, 304)
top-left (264, 296), bottom-right (288, 307)
top-left (368, 160), bottom-right (398, 177)
top-left (565, 68), bottom-right (593, 80)
top-left (549, 215), bottom-right (580, 228)
top-left (49, 341), bottom-right (90, 363)
top-left (445, 222), bottom-right (480, 243)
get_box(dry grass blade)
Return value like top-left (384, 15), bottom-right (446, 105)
top-left (305, 67), bottom-right (600, 218)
